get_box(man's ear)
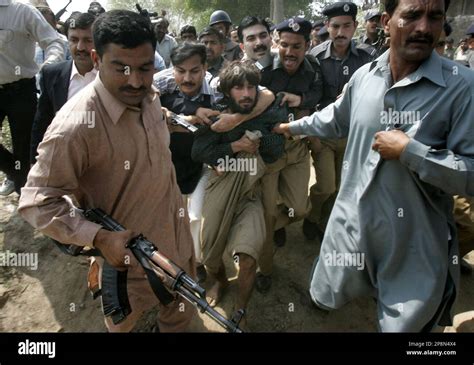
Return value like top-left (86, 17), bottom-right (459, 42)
top-left (203, 62), bottom-right (208, 72)
top-left (354, 20), bottom-right (359, 29)
top-left (381, 12), bottom-right (391, 35)
top-left (305, 41), bottom-right (310, 52)
top-left (91, 49), bottom-right (100, 70)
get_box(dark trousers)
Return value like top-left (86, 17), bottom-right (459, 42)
top-left (0, 78), bottom-right (37, 193)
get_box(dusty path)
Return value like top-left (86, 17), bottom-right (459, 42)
top-left (1, 187), bottom-right (473, 333)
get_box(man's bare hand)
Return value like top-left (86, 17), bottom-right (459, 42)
top-left (210, 113), bottom-right (239, 132)
top-left (372, 130), bottom-right (410, 160)
top-left (231, 135), bottom-right (260, 154)
top-left (273, 123), bottom-right (293, 139)
top-left (196, 108), bottom-right (220, 125)
top-left (93, 229), bottom-right (138, 271)
top-left (279, 92), bottom-right (302, 108)
top-left (182, 115), bottom-right (204, 126)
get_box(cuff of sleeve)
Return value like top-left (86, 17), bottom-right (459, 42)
top-left (399, 138), bottom-right (430, 172)
top-left (288, 121), bottom-right (306, 136)
top-left (78, 220), bottom-right (103, 248)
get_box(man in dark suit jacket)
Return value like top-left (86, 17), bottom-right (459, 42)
top-left (31, 12), bottom-right (97, 163)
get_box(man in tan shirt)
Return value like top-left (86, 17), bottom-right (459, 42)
top-left (18, 10), bottom-right (195, 332)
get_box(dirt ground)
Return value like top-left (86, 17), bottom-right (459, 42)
top-left (1, 173), bottom-right (473, 333)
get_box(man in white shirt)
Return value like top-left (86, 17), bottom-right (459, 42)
top-left (0, 0), bottom-right (65, 195)
top-left (30, 12), bottom-right (97, 162)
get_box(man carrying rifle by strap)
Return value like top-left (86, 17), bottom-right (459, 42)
top-left (18, 10), bottom-right (196, 332)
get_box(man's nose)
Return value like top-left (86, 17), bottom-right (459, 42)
top-left (414, 15), bottom-right (431, 34)
top-left (128, 70), bottom-right (142, 88)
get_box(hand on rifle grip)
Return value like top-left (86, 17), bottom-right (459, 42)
top-left (93, 229), bottom-right (140, 271)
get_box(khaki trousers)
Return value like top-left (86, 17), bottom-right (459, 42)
top-left (308, 138), bottom-right (347, 229)
top-left (258, 139), bottom-right (311, 275)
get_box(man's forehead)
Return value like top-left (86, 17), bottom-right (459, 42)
top-left (279, 32), bottom-right (306, 44)
top-left (201, 34), bottom-right (219, 42)
top-left (328, 15), bottom-right (354, 26)
top-left (232, 80), bottom-right (257, 88)
top-left (397, 0), bottom-right (445, 11)
top-left (243, 24), bottom-right (269, 37)
top-left (105, 43), bottom-right (154, 62)
top-left (174, 58), bottom-right (204, 69)
top-left (68, 27), bottom-right (93, 37)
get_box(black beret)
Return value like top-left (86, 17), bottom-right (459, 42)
top-left (312, 20), bottom-right (325, 29)
top-left (467, 24), bottom-right (474, 36)
top-left (317, 25), bottom-right (328, 37)
top-left (364, 9), bottom-right (381, 21)
top-left (274, 17), bottom-right (312, 40)
top-left (322, 2), bottom-right (358, 20)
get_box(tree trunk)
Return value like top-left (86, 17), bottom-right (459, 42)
top-left (271, 0), bottom-right (284, 23)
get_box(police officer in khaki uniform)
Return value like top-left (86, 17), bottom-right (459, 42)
top-left (304, 2), bottom-right (374, 241)
top-left (256, 17), bottom-right (323, 293)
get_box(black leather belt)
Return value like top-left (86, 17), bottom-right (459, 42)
top-left (0, 78), bottom-right (35, 91)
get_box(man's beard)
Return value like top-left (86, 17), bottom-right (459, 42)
top-left (228, 94), bottom-right (258, 114)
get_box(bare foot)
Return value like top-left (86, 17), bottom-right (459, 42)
top-left (206, 280), bottom-right (228, 307)
top-left (237, 316), bottom-right (249, 332)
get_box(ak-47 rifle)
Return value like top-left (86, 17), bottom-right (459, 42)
top-left (55, 0), bottom-right (72, 22)
top-left (84, 208), bottom-right (244, 333)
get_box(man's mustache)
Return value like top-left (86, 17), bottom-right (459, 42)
top-left (335, 36), bottom-right (347, 41)
top-left (253, 45), bottom-right (268, 53)
top-left (239, 97), bottom-right (254, 104)
top-left (407, 34), bottom-right (433, 44)
top-left (120, 86), bottom-right (146, 92)
top-left (75, 51), bottom-right (90, 57)
top-left (181, 82), bottom-right (196, 88)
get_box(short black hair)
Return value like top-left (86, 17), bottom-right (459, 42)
top-left (155, 16), bottom-right (169, 27)
top-left (198, 26), bottom-right (225, 44)
top-left (238, 16), bottom-right (271, 43)
top-left (170, 43), bottom-right (207, 66)
top-left (180, 25), bottom-right (197, 37)
top-left (93, 10), bottom-right (156, 58)
top-left (64, 12), bottom-right (96, 36)
top-left (384, 0), bottom-right (450, 16)
top-left (218, 60), bottom-right (261, 97)
top-left (443, 22), bottom-right (452, 36)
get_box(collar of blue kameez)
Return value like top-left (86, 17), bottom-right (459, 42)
top-left (371, 49), bottom-right (447, 89)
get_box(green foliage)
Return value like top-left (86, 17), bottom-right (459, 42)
top-left (108, 0), bottom-right (316, 34)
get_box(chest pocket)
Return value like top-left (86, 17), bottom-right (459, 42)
top-left (0, 29), bottom-right (14, 50)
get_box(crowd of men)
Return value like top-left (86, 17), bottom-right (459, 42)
top-left (0, 0), bottom-right (473, 333)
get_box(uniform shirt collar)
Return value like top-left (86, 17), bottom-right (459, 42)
top-left (321, 39), bottom-right (360, 60)
top-left (93, 74), bottom-right (157, 125)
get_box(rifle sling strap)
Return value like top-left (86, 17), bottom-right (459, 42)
top-left (130, 246), bottom-right (175, 305)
